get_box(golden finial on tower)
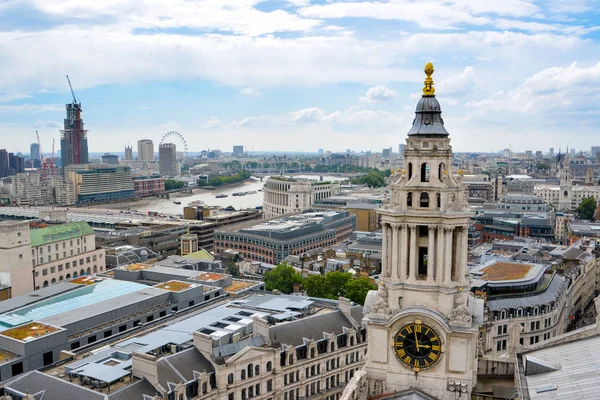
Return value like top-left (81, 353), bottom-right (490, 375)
top-left (423, 62), bottom-right (435, 96)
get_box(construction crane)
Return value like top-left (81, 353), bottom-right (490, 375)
top-left (36, 131), bottom-right (47, 178)
top-left (66, 75), bottom-right (79, 104)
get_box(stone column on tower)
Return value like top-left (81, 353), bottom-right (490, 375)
top-left (459, 224), bottom-right (469, 281)
top-left (381, 222), bottom-right (389, 277)
top-left (391, 223), bottom-right (399, 279)
top-left (436, 225), bottom-right (444, 284)
top-left (408, 224), bottom-right (417, 281)
top-left (400, 224), bottom-right (408, 280)
top-left (444, 226), bottom-right (453, 282)
top-left (427, 226), bottom-right (436, 282)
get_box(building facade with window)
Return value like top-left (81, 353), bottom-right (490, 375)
top-left (65, 164), bottom-right (135, 204)
top-left (133, 175), bottom-right (165, 197)
top-left (1, 294), bottom-right (366, 400)
top-left (0, 221), bottom-right (106, 297)
top-left (214, 210), bottom-right (356, 264)
top-left (263, 177), bottom-right (341, 218)
top-left (470, 249), bottom-right (597, 360)
top-left (30, 222), bottom-right (106, 291)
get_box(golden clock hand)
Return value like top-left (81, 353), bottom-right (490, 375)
top-left (414, 331), bottom-right (420, 351)
top-left (420, 345), bottom-right (431, 349)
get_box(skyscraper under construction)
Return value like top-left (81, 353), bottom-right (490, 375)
top-left (61, 76), bottom-right (88, 172)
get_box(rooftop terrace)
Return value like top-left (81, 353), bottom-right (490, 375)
top-left (1, 322), bottom-right (59, 341)
top-left (69, 276), bottom-right (102, 286)
top-left (121, 263), bottom-right (152, 271)
top-left (154, 280), bottom-right (194, 292)
top-left (481, 262), bottom-right (533, 281)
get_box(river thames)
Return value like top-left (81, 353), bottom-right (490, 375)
top-left (95, 175), bottom-right (349, 215)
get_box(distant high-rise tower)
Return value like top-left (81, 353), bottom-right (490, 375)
top-left (232, 145), bottom-right (244, 155)
top-left (159, 143), bottom-right (178, 176)
top-left (398, 143), bottom-right (406, 158)
top-left (8, 153), bottom-right (24, 175)
top-left (101, 153), bottom-right (119, 165)
top-left (124, 145), bottom-right (133, 161)
top-left (0, 149), bottom-right (8, 178)
top-left (137, 139), bottom-right (154, 162)
top-left (549, 147), bottom-right (554, 156)
top-left (60, 96), bottom-right (88, 171)
top-left (30, 143), bottom-right (41, 168)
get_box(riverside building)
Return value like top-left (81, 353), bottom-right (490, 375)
top-left (262, 177), bottom-right (341, 218)
top-left (64, 164), bottom-right (135, 204)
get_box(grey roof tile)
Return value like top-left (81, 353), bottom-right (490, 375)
top-left (4, 370), bottom-right (106, 400)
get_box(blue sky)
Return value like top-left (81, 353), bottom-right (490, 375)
top-left (0, 0), bottom-right (599, 155)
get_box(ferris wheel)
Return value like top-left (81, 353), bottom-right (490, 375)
top-left (160, 131), bottom-right (188, 161)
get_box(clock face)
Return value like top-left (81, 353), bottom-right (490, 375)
top-left (393, 322), bottom-right (442, 371)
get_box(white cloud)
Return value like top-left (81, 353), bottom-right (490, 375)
top-left (436, 66), bottom-right (477, 96)
top-left (299, 1), bottom-right (490, 30)
top-left (33, 120), bottom-right (61, 128)
top-left (494, 19), bottom-right (561, 32)
top-left (0, 93), bottom-right (32, 103)
top-left (0, 104), bottom-right (63, 114)
top-left (232, 115), bottom-right (271, 128)
top-left (161, 121), bottom-right (181, 130)
top-left (289, 107), bottom-right (325, 122)
top-left (360, 85), bottom-right (397, 102)
top-left (30, 0), bottom-right (322, 37)
top-left (204, 116), bottom-right (225, 128)
top-left (466, 62), bottom-right (600, 120)
top-left (240, 88), bottom-right (262, 97)
top-left (285, 0), bottom-right (311, 6)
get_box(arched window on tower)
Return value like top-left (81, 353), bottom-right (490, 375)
top-left (421, 163), bottom-right (430, 182)
top-left (420, 192), bottom-right (429, 208)
top-left (408, 163), bottom-right (413, 180)
top-left (438, 162), bottom-right (446, 182)
top-left (407, 192), bottom-right (413, 207)
top-left (436, 193), bottom-right (441, 208)
top-left (564, 190), bottom-right (568, 197)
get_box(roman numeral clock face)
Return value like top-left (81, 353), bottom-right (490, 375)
top-left (393, 322), bottom-right (442, 371)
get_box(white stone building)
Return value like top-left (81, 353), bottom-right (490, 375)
top-left (0, 220), bottom-right (105, 296)
top-left (262, 177), bottom-right (341, 218)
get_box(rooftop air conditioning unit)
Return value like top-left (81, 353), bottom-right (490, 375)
top-left (232, 333), bottom-right (241, 343)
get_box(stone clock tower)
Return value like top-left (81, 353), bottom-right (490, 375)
top-left (358, 63), bottom-right (479, 400)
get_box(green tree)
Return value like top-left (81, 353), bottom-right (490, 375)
top-left (303, 272), bottom-right (376, 305)
top-left (537, 162), bottom-right (550, 170)
top-left (225, 260), bottom-right (240, 277)
top-left (351, 171), bottom-right (386, 188)
top-left (576, 197), bottom-right (597, 221)
top-left (345, 277), bottom-right (377, 305)
top-left (165, 180), bottom-right (185, 191)
top-left (263, 263), bottom-right (303, 294)
top-left (326, 271), bottom-right (352, 298)
top-left (303, 274), bottom-right (331, 298)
